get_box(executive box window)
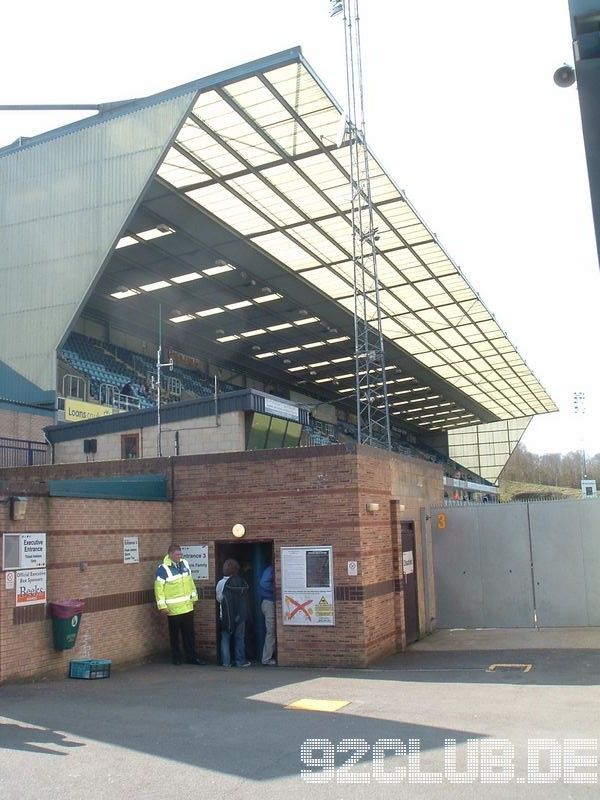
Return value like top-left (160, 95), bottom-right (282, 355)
top-left (246, 412), bottom-right (302, 451)
top-left (121, 433), bottom-right (140, 459)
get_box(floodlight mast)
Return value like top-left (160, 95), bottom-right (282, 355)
top-left (330, 0), bottom-right (391, 450)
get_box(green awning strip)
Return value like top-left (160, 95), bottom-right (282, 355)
top-left (48, 474), bottom-right (168, 501)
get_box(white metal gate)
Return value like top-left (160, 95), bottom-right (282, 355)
top-left (429, 499), bottom-right (600, 628)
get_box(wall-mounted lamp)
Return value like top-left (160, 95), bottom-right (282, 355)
top-left (10, 496), bottom-right (28, 521)
top-left (232, 523), bottom-right (246, 538)
top-left (366, 502), bottom-right (380, 513)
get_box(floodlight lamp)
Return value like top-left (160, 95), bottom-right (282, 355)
top-left (10, 496), bottom-right (27, 521)
top-left (330, 0), bottom-right (344, 18)
top-left (553, 64), bottom-right (575, 88)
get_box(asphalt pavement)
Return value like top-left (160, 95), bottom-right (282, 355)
top-left (1, 629), bottom-right (599, 800)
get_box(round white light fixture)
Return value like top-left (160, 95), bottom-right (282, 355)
top-left (232, 523), bottom-right (246, 538)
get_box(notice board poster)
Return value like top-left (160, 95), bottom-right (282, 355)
top-left (16, 568), bottom-right (47, 606)
top-left (281, 546), bottom-right (334, 626)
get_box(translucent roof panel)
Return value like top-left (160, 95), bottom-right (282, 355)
top-left (155, 52), bottom-right (556, 430)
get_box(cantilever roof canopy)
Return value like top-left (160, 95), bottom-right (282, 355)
top-left (77, 48), bottom-right (556, 432)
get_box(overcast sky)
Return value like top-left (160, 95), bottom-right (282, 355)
top-left (2, 0), bottom-right (598, 456)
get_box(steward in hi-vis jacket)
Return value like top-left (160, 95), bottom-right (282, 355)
top-left (154, 544), bottom-right (204, 666)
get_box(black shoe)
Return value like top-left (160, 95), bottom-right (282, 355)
top-left (187, 658), bottom-right (207, 666)
top-left (172, 658), bottom-right (182, 666)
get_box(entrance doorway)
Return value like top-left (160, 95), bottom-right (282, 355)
top-left (401, 522), bottom-right (419, 645)
top-left (214, 540), bottom-right (274, 664)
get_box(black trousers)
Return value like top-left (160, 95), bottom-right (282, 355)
top-left (167, 611), bottom-right (196, 662)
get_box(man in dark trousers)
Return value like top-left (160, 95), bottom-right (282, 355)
top-left (259, 563), bottom-right (276, 665)
top-left (154, 544), bottom-right (204, 665)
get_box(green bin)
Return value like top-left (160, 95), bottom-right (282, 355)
top-left (50, 600), bottom-right (85, 650)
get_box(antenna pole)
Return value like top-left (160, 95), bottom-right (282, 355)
top-left (155, 304), bottom-right (174, 457)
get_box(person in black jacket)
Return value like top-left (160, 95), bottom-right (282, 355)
top-left (216, 559), bottom-right (251, 667)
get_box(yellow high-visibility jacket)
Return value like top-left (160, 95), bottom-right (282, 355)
top-left (154, 555), bottom-right (198, 616)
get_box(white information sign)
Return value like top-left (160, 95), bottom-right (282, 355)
top-left (347, 560), bottom-right (358, 577)
top-left (263, 397), bottom-right (300, 421)
top-left (21, 533), bottom-right (46, 568)
top-left (5, 571), bottom-right (15, 590)
top-left (181, 545), bottom-right (209, 580)
top-left (402, 551), bottom-right (414, 575)
top-left (281, 546), bottom-right (334, 626)
top-left (123, 537), bottom-right (140, 564)
top-left (16, 568), bottom-right (47, 606)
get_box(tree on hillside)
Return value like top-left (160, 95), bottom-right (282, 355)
top-left (502, 445), bottom-right (600, 488)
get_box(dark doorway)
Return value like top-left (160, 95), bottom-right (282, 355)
top-left (401, 522), bottom-right (419, 645)
top-left (214, 540), bottom-right (274, 664)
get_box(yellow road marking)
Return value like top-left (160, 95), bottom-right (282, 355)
top-left (487, 663), bottom-right (532, 673)
top-left (285, 698), bottom-right (351, 712)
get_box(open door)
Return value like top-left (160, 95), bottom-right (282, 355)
top-left (214, 540), bottom-right (274, 663)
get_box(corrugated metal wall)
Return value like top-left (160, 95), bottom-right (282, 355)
top-left (429, 498), bottom-right (600, 628)
top-left (0, 92), bottom-right (196, 403)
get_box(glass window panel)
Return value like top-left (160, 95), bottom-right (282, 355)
top-left (287, 225), bottom-right (347, 262)
top-left (387, 249), bottom-right (421, 271)
top-left (299, 267), bottom-right (352, 299)
top-left (158, 147), bottom-right (209, 187)
top-left (187, 184), bottom-right (273, 236)
top-left (283, 420), bottom-right (302, 448)
top-left (247, 412), bottom-right (271, 450)
top-left (394, 313), bottom-right (429, 335)
top-left (229, 173), bottom-right (302, 226)
top-left (262, 164), bottom-right (334, 217)
top-left (438, 328), bottom-right (466, 347)
top-left (266, 415), bottom-right (287, 448)
top-left (417, 308), bottom-right (449, 329)
top-left (376, 261), bottom-right (407, 288)
top-left (251, 231), bottom-right (320, 270)
top-left (393, 285), bottom-right (430, 311)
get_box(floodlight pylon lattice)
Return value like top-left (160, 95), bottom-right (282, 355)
top-left (332, 0), bottom-right (391, 449)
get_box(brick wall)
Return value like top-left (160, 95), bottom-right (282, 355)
top-left (0, 490), bottom-right (172, 683)
top-left (0, 408), bottom-right (50, 442)
top-left (0, 444), bottom-right (444, 682)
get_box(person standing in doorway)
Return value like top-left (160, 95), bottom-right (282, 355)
top-left (216, 559), bottom-right (251, 668)
top-left (259, 562), bottom-right (277, 665)
top-left (154, 544), bottom-right (204, 666)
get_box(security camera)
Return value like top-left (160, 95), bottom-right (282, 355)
top-left (553, 64), bottom-right (576, 88)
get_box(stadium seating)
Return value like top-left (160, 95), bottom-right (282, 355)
top-left (59, 332), bottom-right (238, 409)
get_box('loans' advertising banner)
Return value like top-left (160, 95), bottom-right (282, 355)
top-left (64, 399), bottom-right (115, 422)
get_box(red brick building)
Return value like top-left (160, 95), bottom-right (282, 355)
top-left (0, 444), bottom-right (440, 683)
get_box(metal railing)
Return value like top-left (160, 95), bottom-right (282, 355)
top-left (0, 437), bottom-right (48, 468)
top-left (62, 373), bottom-right (88, 400)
